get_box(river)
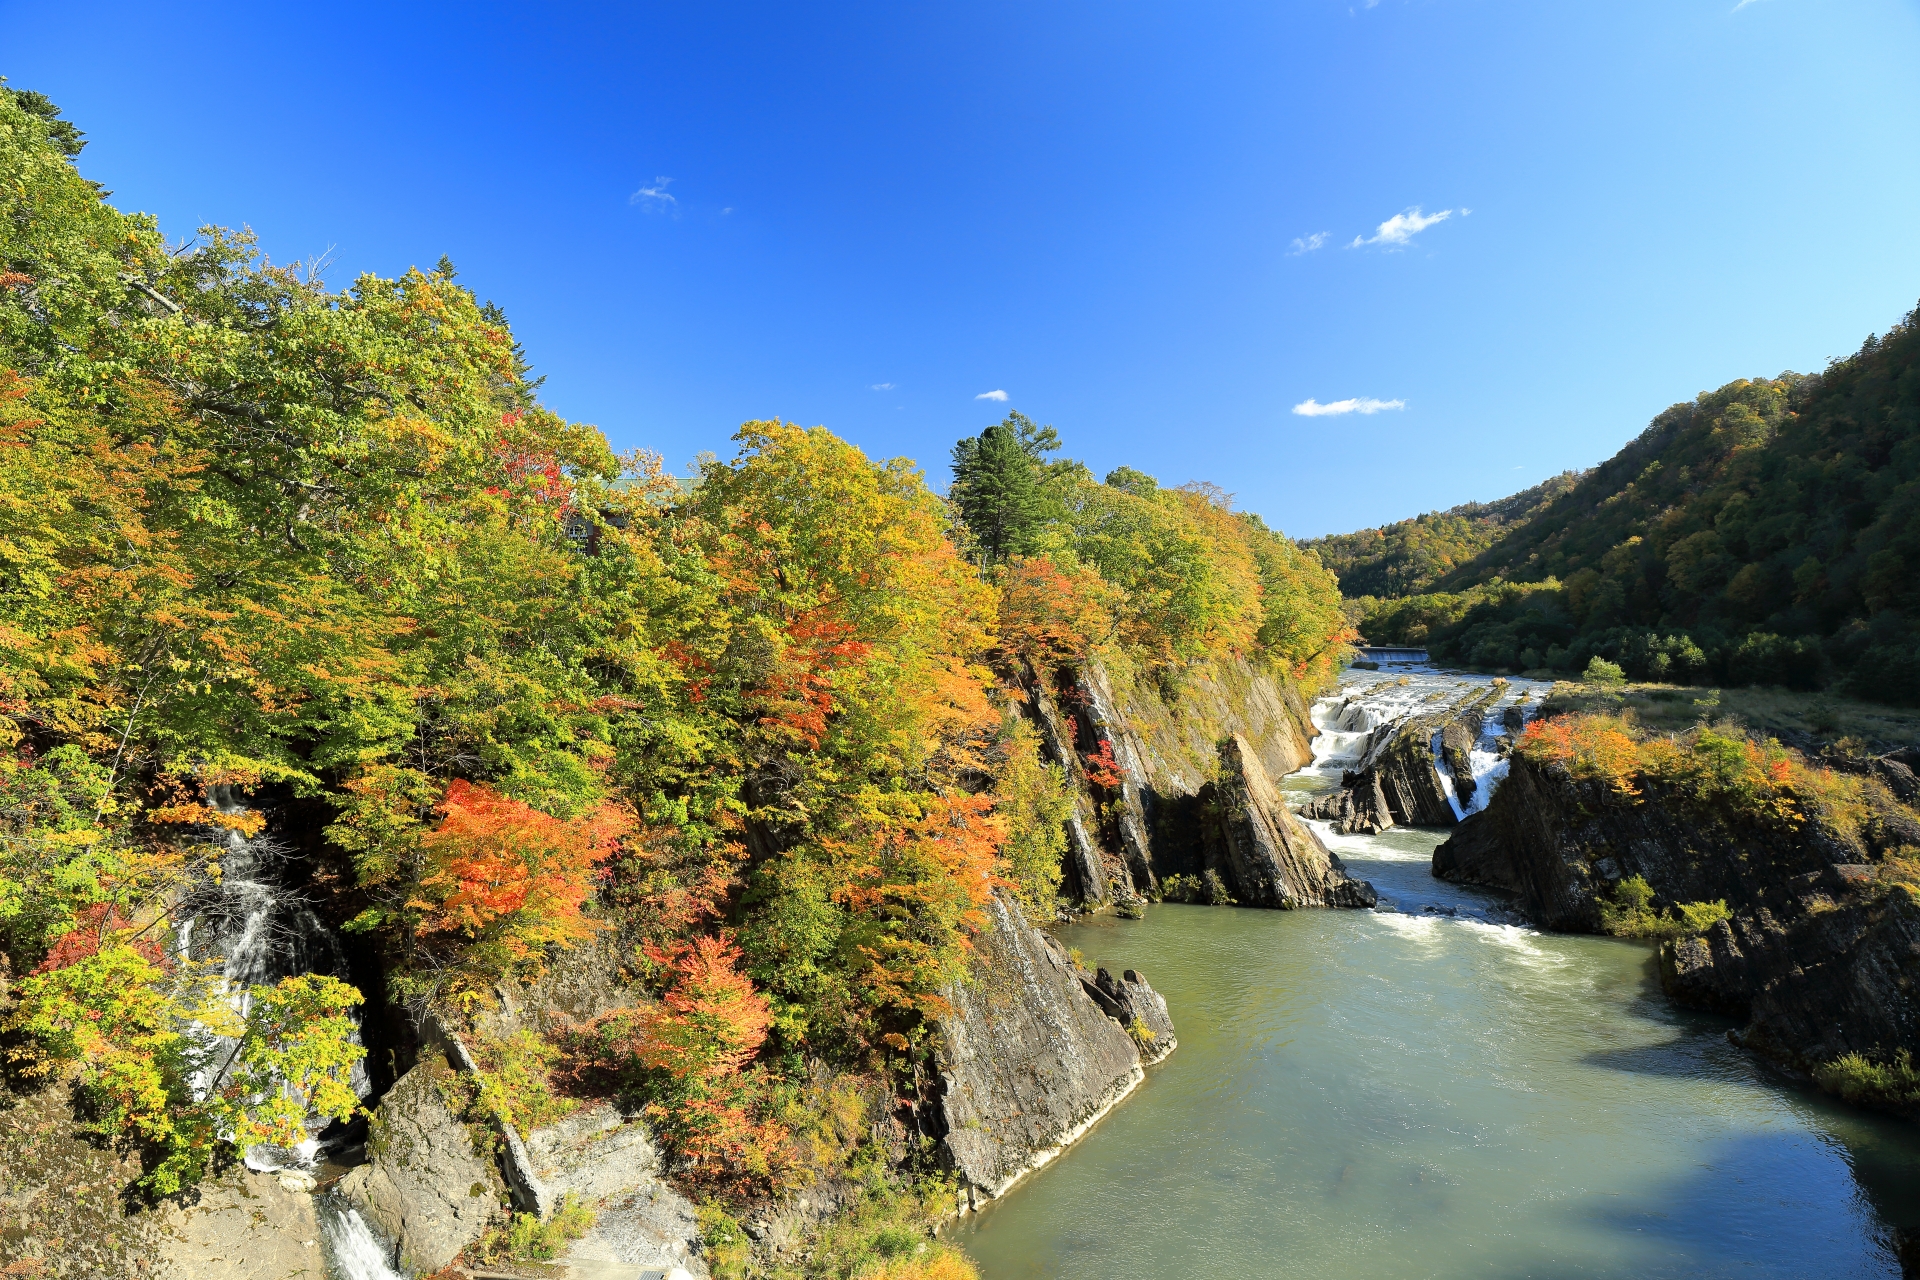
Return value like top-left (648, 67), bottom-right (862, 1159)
top-left (955, 668), bottom-right (1920, 1279)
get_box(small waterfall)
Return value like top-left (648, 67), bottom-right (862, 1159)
top-left (316, 1194), bottom-right (405, 1280)
top-left (1308, 670), bottom-right (1543, 819)
top-left (183, 786), bottom-right (370, 1171)
top-left (1425, 683), bottom-right (1537, 821)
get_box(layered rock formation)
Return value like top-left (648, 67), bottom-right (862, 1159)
top-left (1210, 734), bottom-right (1375, 908)
top-left (1434, 751), bottom-right (1920, 1090)
top-left (339, 980), bottom-right (706, 1277)
top-left (1021, 655), bottom-right (1374, 910)
top-left (932, 893), bottom-right (1176, 1206)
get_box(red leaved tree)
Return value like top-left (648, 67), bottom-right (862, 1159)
top-left (574, 932), bottom-right (788, 1190)
top-left (415, 780), bottom-right (630, 995)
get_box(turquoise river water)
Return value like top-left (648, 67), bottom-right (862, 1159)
top-left (956, 674), bottom-right (1920, 1280)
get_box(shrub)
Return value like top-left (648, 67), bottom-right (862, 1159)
top-left (1157, 870), bottom-right (1233, 905)
top-left (469, 1027), bottom-right (578, 1132)
top-left (1596, 875), bottom-right (1659, 935)
top-left (1518, 714), bottom-right (1643, 796)
top-left (478, 1194), bottom-right (596, 1262)
top-left (1594, 875), bottom-right (1730, 940)
top-left (1814, 1050), bottom-right (1920, 1109)
top-left (859, 1250), bottom-right (980, 1280)
top-left (1672, 899), bottom-right (1732, 933)
top-left (1583, 656), bottom-right (1626, 686)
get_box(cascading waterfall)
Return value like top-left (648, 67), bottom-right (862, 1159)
top-left (182, 786), bottom-right (370, 1171)
top-left (1431, 682), bottom-right (1538, 821)
top-left (1303, 665), bottom-right (1546, 820)
top-left (315, 1195), bottom-right (406, 1280)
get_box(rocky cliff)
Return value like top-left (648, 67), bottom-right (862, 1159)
top-left (1022, 654), bottom-right (1373, 910)
top-left (1435, 750), bottom-right (1920, 1099)
top-left (931, 893), bottom-right (1176, 1207)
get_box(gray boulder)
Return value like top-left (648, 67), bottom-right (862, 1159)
top-left (336, 1058), bottom-right (501, 1274)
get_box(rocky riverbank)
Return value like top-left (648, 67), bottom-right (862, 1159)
top-left (1435, 727), bottom-right (1920, 1115)
top-left (932, 893), bottom-right (1176, 1209)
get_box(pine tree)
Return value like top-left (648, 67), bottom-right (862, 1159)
top-left (949, 412), bottom-right (1061, 568)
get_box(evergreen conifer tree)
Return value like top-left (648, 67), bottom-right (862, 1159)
top-left (949, 412), bottom-right (1061, 568)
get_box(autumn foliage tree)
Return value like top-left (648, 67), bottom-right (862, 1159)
top-left (411, 780), bottom-right (630, 1002)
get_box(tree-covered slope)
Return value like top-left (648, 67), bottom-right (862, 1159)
top-left (1301, 470), bottom-right (1584, 598)
top-left (0, 82), bottom-right (1351, 1246)
top-left (1358, 308), bottom-right (1920, 703)
top-left (949, 415), bottom-right (1352, 682)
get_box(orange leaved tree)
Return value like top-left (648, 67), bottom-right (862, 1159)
top-left (414, 780), bottom-right (631, 1001)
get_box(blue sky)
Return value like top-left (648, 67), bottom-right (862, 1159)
top-left (5, 1), bottom-right (1918, 537)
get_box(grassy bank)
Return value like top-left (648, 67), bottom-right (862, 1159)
top-left (1531, 680), bottom-right (1920, 753)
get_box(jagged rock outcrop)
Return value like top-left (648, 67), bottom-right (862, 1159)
top-left (933, 893), bottom-right (1175, 1204)
top-left (1023, 655), bottom-right (1381, 911)
top-left (1304, 684), bottom-right (1503, 833)
top-left (516, 1102), bottom-right (706, 1277)
top-left (1079, 966), bottom-right (1178, 1064)
top-left (1661, 891), bottom-right (1920, 1080)
top-left (1212, 734), bottom-right (1375, 908)
top-left (1435, 750), bottom-right (1920, 1087)
top-left (1022, 655), bottom-right (1322, 907)
top-left (1299, 769), bottom-right (1395, 834)
top-left (337, 1057), bottom-right (503, 1273)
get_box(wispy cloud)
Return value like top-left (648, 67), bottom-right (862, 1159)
top-left (1350, 206), bottom-right (1453, 249)
top-left (975, 389), bottom-right (1009, 402)
top-left (720, 206), bottom-right (734, 215)
top-left (1732, 0), bottom-right (1763, 9)
top-left (870, 382), bottom-right (895, 391)
top-left (1289, 231), bottom-right (1330, 256)
top-left (629, 176), bottom-right (677, 211)
top-left (1292, 397), bottom-right (1405, 417)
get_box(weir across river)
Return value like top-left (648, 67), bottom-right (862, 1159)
top-left (1351, 645), bottom-right (1429, 665)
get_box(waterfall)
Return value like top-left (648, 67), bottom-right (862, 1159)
top-left (1431, 683), bottom-right (1536, 821)
top-left (1308, 670), bottom-right (1543, 818)
top-left (182, 786), bottom-right (370, 1171)
top-left (316, 1194), bottom-right (406, 1280)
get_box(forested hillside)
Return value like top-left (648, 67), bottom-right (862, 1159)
top-left (1353, 312), bottom-right (1920, 704)
top-left (0, 82), bottom-right (1349, 1263)
top-left (1301, 470), bottom-right (1583, 598)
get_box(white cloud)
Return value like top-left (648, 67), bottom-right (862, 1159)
top-left (629, 176), bottom-right (677, 210)
top-left (870, 382), bottom-right (895, 391)
top-left (720, 206), bottom-right (734, 215)
top-left (975, 389), bottom-right (1009, 401)
top-left (1732, 0), bottom-right (1763, 9)
top-left (1289, 231), bottom-right (1330, 255)
top-left (1350, 206), bottom-right (1453, 249)
top-left (1292, 397), bottom-right (1406, 417)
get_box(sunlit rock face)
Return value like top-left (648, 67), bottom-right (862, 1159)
top-left (933, 893), bottom-right (1176, 1206)
top-left (337, 1058), bottom-right (503, 1274)
top-left (1212, 733), bottom-right (1375, 908)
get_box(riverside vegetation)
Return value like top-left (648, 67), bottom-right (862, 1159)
top-left (0, 87), bottom-right (1350, 1277)
top-left (1329, 308), bottom-right (1920, 704)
